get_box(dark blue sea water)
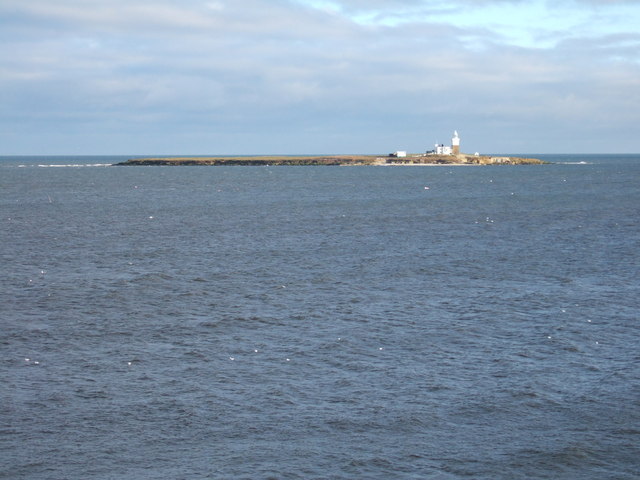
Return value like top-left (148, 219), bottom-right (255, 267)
top-left (2, 155), bottom-right (639, 479)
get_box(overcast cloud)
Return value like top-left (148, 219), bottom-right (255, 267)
top-left (1, 0), bottom-right (639, 154)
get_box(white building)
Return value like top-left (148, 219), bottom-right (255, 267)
top-left (435, 144), bottom-right (452, 155)
top-left (431, 131), bottom-right (460, 155)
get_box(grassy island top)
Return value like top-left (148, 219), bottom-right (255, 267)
top-left (114, 154), bottom-right (547, 166)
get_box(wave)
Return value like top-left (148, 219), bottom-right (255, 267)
top-left (36, 163), bottom-right (113, 168)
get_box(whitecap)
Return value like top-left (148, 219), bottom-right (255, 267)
top-left (37, 163), bottom-right (112, 168)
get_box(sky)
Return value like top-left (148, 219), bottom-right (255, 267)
top-left (1, 0), bottom-right (639, 155)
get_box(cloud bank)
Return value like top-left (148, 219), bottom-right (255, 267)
top-left (1, 0), bottom-right (639, 154)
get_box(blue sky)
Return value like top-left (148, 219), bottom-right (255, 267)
top-left (1, 0), bottom-right (639, 154)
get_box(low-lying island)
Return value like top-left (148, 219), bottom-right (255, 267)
top-left (114, 154), bottom-right (547, 166)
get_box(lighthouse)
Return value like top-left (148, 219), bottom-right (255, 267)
top-left (452, 130), bottom-right (460, 155)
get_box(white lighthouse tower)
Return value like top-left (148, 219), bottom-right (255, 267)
top-left (452, 130), bottom-right (460, 155)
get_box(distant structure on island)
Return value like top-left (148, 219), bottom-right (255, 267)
top-left (452, 130), bottom-right (460, 155)
top-left (428, 130), bottom-right (460, 156)
top-left (388, 150), bottom-right (407, 158)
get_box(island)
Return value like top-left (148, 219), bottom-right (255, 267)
top-left (114, 154), bottom-right (546, 167)
top-left (113, 131), bottom-right (547, 166)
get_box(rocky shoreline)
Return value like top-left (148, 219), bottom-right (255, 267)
top-left (114, 154), bottom-right (547, 166)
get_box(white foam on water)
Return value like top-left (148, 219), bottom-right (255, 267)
top-left (37, 163), bottom-right (113, 168)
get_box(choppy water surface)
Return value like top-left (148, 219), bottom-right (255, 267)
top-left (2, 155), bottom-right (639, 479)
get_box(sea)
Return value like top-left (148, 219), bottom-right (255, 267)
top-left (1, 154), bottom-right (639, 480)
